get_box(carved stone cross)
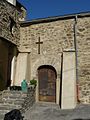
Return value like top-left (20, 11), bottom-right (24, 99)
top-left (36, 37), bottom-right (43, 54)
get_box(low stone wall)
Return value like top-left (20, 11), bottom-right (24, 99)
top-left (21, 87), bottom-right (36, 113)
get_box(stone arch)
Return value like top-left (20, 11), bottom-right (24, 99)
top-left (31, 56), bottom-right (61, 79)
top-left (32, 56), bottom-right (62, 103)
top-left (38, 65), bottom-right (57, 79)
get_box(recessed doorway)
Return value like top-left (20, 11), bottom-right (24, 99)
top-left (38, 65), bottom-right (57, 102)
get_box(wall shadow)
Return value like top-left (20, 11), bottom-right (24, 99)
top-left (72, 118), bottom-right (90, 120)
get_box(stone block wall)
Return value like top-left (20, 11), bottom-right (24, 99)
top-left (20, 19), bottom-right (75, 104)
top-left (77, 17), bottom-right (90, 103)
top-left (19, 19), bottom-right (75, 77)
top-left (20, 15), bottom-right (90, 104)
top-left (19, 19), bottom-right (74, 52)
top-left (21, 87), bottom-right (36, 112)
top-left (0, 0), bottom-right (21, 45)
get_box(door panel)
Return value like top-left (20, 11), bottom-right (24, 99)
top-left (38, 66), bottom-right (56, 102)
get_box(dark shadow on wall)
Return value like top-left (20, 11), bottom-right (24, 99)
top-left (59, 54), bottom-right (63, 108)
top-left (72, 118), bottom-right (90, 120)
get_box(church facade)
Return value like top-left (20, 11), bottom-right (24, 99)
top-left (1, 0), bottom-right (90, 109)
top-left (16, 13), bottom-right (90, 109)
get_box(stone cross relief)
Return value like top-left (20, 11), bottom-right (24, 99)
top-left (36, 37), bottom-right (43, 54)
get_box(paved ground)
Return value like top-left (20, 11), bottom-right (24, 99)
top-left (23, 102), bottom-right (90, 120)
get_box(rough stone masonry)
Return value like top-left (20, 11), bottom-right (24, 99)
top-left (20, 13), bottom-right (90, 104)
top-left (1, 0), bottom-right (90, 107)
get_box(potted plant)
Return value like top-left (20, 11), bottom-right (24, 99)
top-left (30, 79), bottom-right (37, 88)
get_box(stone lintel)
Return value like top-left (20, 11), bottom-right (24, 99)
top-left (19, 49), bottom-right (31, 53)
top-left (63, 49), bottom-right (75, 52)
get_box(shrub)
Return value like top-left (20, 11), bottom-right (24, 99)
top-left (30, 79), bottom-right (37, 86)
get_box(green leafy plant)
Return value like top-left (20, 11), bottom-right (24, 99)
top-left (30, 79), bottom-right (37, 86)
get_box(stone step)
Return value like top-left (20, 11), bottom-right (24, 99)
top-left (0, 104), bottom-right (21, 110)
top-left (0, 105), bottom-right (21, 116)
top-left (2, 90), bottom-right (27, 98)
top-left (0, 90), bottom-right (28, 119)
top-left (0, 90), bottom-right (27, 106)
top-left (0, 99), bottom-right (24, 106)
top-left (0, 97), bottom-right (25, 106)
top-left (0, 101), bottom-right (22, 119)
top-left (3, 91), bottom-right (27, 96)
top-left (0, 113), bottom-right (4, 120)
top-left (0, 109), bottom-right (11, 115)
top-left (2, 90), bottom-right (26, 94)
top-left (2, 97), bottom-right (25, 102)
top-left (2, 90), bottom-right (23, 94)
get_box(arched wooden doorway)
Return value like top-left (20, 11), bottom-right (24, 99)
top-left (38, 65), bottom-right (57, 102)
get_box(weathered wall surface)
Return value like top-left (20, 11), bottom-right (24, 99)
top-left (77, 17), bottom-right (90, 103)
top-left (21, 87), bottom-right (36, 113)
top-left (19, 19), bottom-right (74, 52)
top-left (20, 15), bottom-right (90, 104)
top-left (0, 0), bottom-right (20, 45)
top-left (61, 51), bottom-right (76, 109)
top-left (19, 19), bottom-right (74, 78)
top-left (20, 19), bottom-right (75, 104)
top-left (14, 53), bottom-right (31, 86)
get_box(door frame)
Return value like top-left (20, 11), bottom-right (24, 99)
top-left (38, 66), bottom-right (56, 102)
top-left (36, 65), bottom-right (60, 104)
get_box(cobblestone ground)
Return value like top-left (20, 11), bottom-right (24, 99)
top-left (23, 103), bottom-right (90, 120)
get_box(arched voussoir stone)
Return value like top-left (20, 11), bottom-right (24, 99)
top-left (31, 57), bottom-right (61, 79)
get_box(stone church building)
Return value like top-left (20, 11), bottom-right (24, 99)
top-left (0, 0), bottom-right (90, 109)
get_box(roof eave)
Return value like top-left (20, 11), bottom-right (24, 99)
top-left (20, 11), bottom-right (90, 27)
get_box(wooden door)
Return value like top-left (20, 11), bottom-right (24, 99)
top-left (38, 66), bottom-right (56, 102)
